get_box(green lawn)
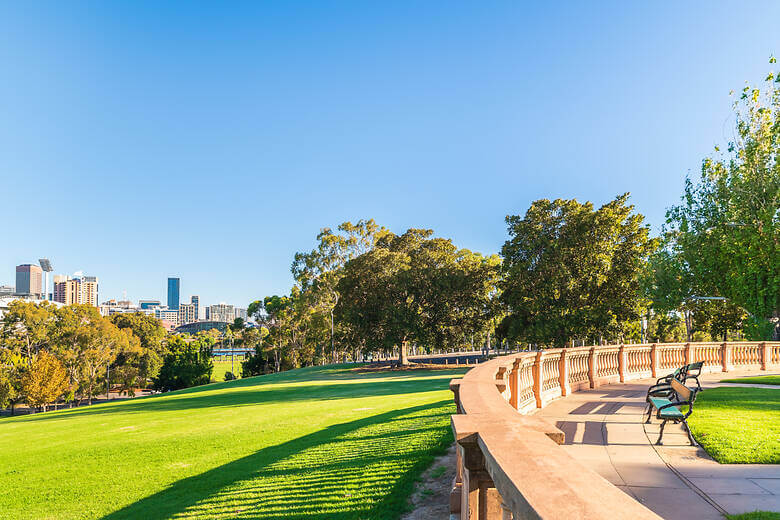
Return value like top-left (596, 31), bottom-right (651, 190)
top-left (727, 512), bottom-right (780, 520)
top-left (688, 387), bottom-right (780, 464)
top-left (211, 357), bottom-right (244, 382)
top-left (0, 364), bottom-right (466, 519)
top-left (721, 375), bottom-right (780, 386)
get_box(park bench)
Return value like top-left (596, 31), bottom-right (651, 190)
top-left (645, 378), bottom-right (699, 446)
top-left (682, 361), bottom-right (703, 390)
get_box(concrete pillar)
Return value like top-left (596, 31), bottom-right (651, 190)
top-left (587, 347), bottom-right (597, 389)
top-left (558, 349), bottom-right (570, 396)
top-left (650, 343), bottom-right (658, 378)
top-left (684, 342), bottom-right (693, 364)
top-left (618, 344), bottom-right (626, 383)
top-left (721, 342), bottom-right (731, 372)
top-left (761, 342), bottom-right (769, 370)
top-left (509, 359), bottom-right (519, 409)
top-left (533, 351), bottom-right (543, 407)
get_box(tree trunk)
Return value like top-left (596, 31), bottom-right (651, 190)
top-left (398, 341), bottom-right (409, 366)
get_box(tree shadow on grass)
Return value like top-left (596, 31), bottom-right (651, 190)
top-left (101, 400), bottom-right (455, 520)
top-left (6, 367), bottom-right (466, 424)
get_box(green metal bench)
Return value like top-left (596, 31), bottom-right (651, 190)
top-left (645, 378), bottom-right (699, 446)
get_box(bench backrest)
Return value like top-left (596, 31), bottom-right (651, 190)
top-left (670, 378), bottom-right (693, 401)
top-left (686, 361), bottom-right (703, 373)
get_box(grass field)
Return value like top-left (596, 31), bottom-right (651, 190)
top-left (0, 364), bottom-right (466, 519)
top-left (211, 357), bottom-right (244, 382)
top-left (688, 387), bottom-right (780, 464)
top-left (721, 375), bottom-right (780, 386)
top-left (727, 512), bottom-right (780, 520)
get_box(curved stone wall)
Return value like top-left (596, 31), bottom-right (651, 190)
top-left (449, 341), bottom-right (780, 519)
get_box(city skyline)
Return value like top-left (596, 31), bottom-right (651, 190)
top-left (2, 2), bottom-right (779, 306)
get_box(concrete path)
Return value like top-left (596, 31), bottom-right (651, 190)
top-left (534, 371), bottom-right (780, 519)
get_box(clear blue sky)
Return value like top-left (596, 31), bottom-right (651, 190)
top-left (1, 2), bottom-right (777, 309)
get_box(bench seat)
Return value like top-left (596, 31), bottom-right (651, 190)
top-left (647, 397), bottom-right (683, 418)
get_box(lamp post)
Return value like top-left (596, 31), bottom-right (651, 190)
top-left (641, 317), bottom-right (648, 343)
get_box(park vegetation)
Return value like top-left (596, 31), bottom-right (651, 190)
top-left (0, 305), bottom-right (215, 413)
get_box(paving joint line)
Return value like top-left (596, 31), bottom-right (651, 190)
top-left (642, 424), bottom-right (730, 517)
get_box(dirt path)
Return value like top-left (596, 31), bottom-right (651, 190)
top-left (402, 443), bottom-right (456, 520)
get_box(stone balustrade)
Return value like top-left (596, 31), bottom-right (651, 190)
top-left (449, 341), bottom-right (780, 519)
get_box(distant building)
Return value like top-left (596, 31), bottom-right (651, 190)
top-left (175, 320), bottom-right (228, 335)
top-left (206, 303), bottom-right (234, 323)
top-left (139, 300), bottom-right (161, 310)
top-left (178, 302), bottom-right (197, 325)
top-left (191, 295), bottom-right (199, 321)
top-left (82, 276), bottom-right (99, 306)
top-left (167, 277), bottom-right (180, 310)
top-left (0, 296), bottom-right (63, 318)
top-left (155, 308), bottom-right (180, 325)
top-left (53, 275), bottom-right (80, 305)
top-left (98, 299), bottom-right (138, 317)
top-left (0, 285), bottom-right (14, 297)
top-left (234, 307), bottom-right (248, 321)
top-left (53, 274), bottom-right (99, 306)
top-left (15, 264), bottom-right (42, 298)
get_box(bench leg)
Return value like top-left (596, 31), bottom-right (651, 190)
top-left (682, 420), bottom-right (697, 446)
top-left (693, 376), bottom-right (702, 391)
top-left (645, 403), bottom-right (652, 424)
top-left (656, 420), bottom-right (666, 445)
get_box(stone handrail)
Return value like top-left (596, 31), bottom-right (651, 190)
top-left (449, 341), bottom-right (780, 519)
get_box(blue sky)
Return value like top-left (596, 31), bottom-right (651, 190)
top-left (1, 2), bottom-right (777, 308)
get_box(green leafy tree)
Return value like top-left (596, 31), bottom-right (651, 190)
top-left (666, 60), bottom-right (780, 339)
top-left (337, 229), bottom-right (501, 364)
top-left (153, 335), bottom-right (213, 392)
top-left (501, 195), bottom-right (656, 347)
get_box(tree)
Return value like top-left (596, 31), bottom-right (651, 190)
top-left (292, 219), bottom-right (387, 363)
top-left (0, 364), bottom-right (19, 412)
top-left (21, 351), bottom-right (69, 412)
top-left (337, 229), bottom-right (501, 365)
top-left (501, 195), bottom-right (656, 347)
top-left (666, 61), bottom-right (780, 339)
top-left (153, 335), bottom-right (213, 392)
top-left (0, 300), bottom-right (55, 365)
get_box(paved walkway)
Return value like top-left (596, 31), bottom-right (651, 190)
top-left (534, 371), bottom-right (780, 519)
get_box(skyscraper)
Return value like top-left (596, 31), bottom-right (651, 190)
top-left (167, 277), bottom-right (180, 310)
top-left (191, 295), bottom-right (199, 321)
top-left (15, 264), bottom-right (42, 297)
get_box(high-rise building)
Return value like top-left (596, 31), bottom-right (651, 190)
top-left (82, 276), bottom-right (99, 306)
top-left (234, 307), bottom-right (248, 321)
top-left (53, 274), bottom-right (99, 306)
top-left (53, 275), bottom-right (79, 304)
top-left (178, 303), bottom-right (196, 325)
top-left (15, 264), bottom-right (42, 297)
top-left (191, 295), bottom-right (199, 321)
top-left (167, 277), bottom-right (180, 310)
top-left (206, 303), bottom-right (234, 323)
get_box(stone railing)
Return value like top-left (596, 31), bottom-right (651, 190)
top-left (449, 341), bottom-right (780, 519)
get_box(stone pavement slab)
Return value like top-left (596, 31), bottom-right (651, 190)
top-left (534, 370), bottom-right (780, 519)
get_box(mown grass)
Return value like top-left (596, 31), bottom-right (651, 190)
top-left (0, 364), bottom-right (467, 519)
top-left (721, 375), bottom-right (780, 386)
top-left (688, 387), bottom-right (780, 464)
top-left (211, 357), bottom-right (244, 382)
top-left (727, 512), bottom-right (780, 520)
